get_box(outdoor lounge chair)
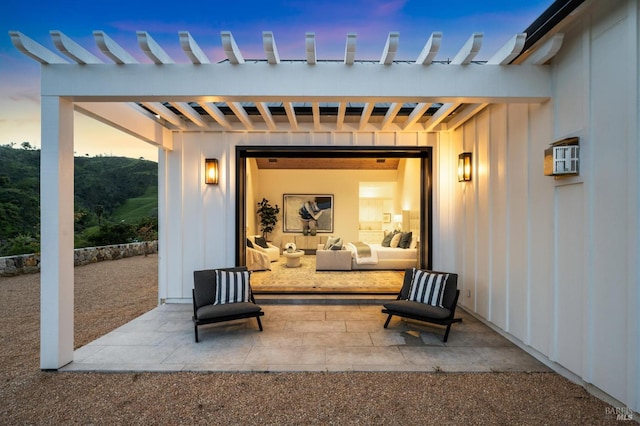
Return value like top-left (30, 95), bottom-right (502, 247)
top-left (192, 267), bottom-right (264, 342)
top-left (382, 268), bottom-right (462, 342)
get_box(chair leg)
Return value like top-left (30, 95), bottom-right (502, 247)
top-left (194, 324), bottom-right (199, 343)
top-left (256, 316), bottom-right (263, 331)
top-left (383, 314), bottom-right (393, 328)
top-left (442, 324), bottom-right (452, 342)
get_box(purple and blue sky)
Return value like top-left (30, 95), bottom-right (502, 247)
top-left (1, 0), bottom-right (554, 161)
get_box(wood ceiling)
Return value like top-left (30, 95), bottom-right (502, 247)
top-left (254, 157), bottom-right (400, 170)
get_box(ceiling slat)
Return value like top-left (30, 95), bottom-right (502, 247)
top-left (403, 103), bottom-right (431, 130)
top-left (256, 102), bottom-right (277, 130)
top-left (424, 102), bottom-right (460, 131)
top-left (359, 103), bottom-right (374, 130)
top-left (284, 102), bottom-right (298, 130)
top-left (446, 103), bottom-right (489, 131)
top-left (140, 102), bottom-right (185, 129)
top-left (228, 102), bottom-right (254, 130)
top-left (170, 102), bottom-right (208, 128)
top-left (201, 102), bottom-right (233, 131)
top-left (336, 102), bottom-right (347, 130)
top-left (312, 102), bottom-right (320, 130)
top-left (381, 103), bottom-right (403, 130)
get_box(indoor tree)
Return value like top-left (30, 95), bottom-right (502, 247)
top-left (256, 198), bottom-right (280, 240)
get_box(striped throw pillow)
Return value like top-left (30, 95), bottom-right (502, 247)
top-left (407, 269), bottom-right (448, 308)
top-left (214, 270), bottom-right (251, 305)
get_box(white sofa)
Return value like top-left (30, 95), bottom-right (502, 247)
top-left (248, 236), bottom-right (280, 262)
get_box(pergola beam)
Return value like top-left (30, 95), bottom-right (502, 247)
top-left (140, 102), bottom-right (185, 129)
top-left (487, 33), bottom-right (526, 65)
top-left (94, 31), bottom-right (137, 64)
top-left (380, 32), bottom-right (399, 65)
top-left (170, 102), bottom-right (208, 128)
top-left (446, 103), bottom-right (489, 131)
top-left (263, 31), bottom-right (280, 64)
top-left (415, 32), bottom-right (442, 65)
top-left (221, 31), bottom-right (245, 64)
top-left (522, 33), bottom-right (565, 65)
top-left (336, 102), bottom-right (346, 130)
top-left (9, 31), bottom-right (67, 64)
top-left (359, 103), bottom-right (374, 130)
top-left (451, 33), bottom-right (483, 65)
top-left (137, 31), bottom-right (175, 64)
top-left (51, 31), bottom-right (102, 64)
top-left (312, 102), bottom-right (321, 130)
top-left (344, 33), bottom-right (357, 65)
top-left (179, 31), bottom-right (210, 64)
top-left (305, 33), bottom-right (316, 64)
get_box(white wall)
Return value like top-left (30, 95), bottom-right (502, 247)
top-left (448, 0), bottom-right (639, 411)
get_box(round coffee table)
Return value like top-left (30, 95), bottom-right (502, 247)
top-left (283, 250), bottom-right (304, 268)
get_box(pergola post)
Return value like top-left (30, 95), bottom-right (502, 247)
top-left (40, 96), bottom-right (75, 370)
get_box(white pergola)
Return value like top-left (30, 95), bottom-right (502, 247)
top-left (10, 29), bottom-right (563, 369)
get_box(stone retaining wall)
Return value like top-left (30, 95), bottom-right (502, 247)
top-left (0, 241), bottom-right (158, 277)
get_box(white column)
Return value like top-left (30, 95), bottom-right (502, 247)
top-left (40, 96), bottom-right (74, 369)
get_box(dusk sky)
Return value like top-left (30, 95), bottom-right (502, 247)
top-left (1, 0), bottom-right (554, 161)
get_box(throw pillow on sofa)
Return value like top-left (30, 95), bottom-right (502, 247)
top-left (254, 236), bottom-right (269, 249)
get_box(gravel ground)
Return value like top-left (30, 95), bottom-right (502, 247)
top-left (0, 255), bottom-right (623, 425)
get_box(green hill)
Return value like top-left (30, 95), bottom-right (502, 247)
top-left (0, 144), bottom-right (158, 255)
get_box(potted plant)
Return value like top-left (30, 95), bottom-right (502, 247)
top-left (256, 198), bottom-right (280, 240)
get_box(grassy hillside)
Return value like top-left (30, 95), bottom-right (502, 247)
top-left (112, 186), bottom-right (159, 223)
top-left (0, 144), bottom-right (158, 255)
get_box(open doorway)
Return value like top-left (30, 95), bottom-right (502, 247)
top-left (236, 146), bottom-right (432, 292)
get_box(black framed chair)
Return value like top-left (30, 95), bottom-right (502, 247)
top-left (192, 266), bottom-right (264, 342)
top-left (382, 268), bottom-right (462, 342)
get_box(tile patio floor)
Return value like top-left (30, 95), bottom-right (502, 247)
top-left (63, 300), bottom-right (550, 373)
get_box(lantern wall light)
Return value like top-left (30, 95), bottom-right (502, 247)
top-left (458, 152), bottom-right (472, 182)
top-left (205, 158), bottom-right (219, 185)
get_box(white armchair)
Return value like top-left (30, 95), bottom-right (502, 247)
top-left (248, 236), bottom-right (280, 262)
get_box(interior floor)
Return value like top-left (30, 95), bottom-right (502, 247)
top-left (250, 254), bottom-right (405, 294)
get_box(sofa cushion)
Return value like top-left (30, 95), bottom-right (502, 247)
top-left (407, 269), bottom-right (449, 308)
top-left (381, 231), bottom-right (395, 247)
top-left (398, 232), bottom-right (413, 249)
top-left (324, 236), bottom-right (342, 250)
top-left (390, 232), bottom-right (402, 248)
top-left (254, 236), bottom-right (269, 249)
top-left (214, 270), bottom-right (251, 305)
top-left (382, 300), bottom-right (451, 320)
top-left (197, 302), bottom-right (262, 320)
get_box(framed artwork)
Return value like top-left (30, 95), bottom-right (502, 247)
top-left (283, 194), bottom-right (334, 233)
top-left (383, 213), bottom-right (391, 223)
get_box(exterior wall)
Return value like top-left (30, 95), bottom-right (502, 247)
top-left (160, 131), bottom-right (435, 303)
top-left (450, 0), bottom-right (639, 411)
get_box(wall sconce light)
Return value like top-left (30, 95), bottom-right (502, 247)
top-left (204, 158), bottom-right (219, 185)
top-left (458, 152), bottom-right (472, 182)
